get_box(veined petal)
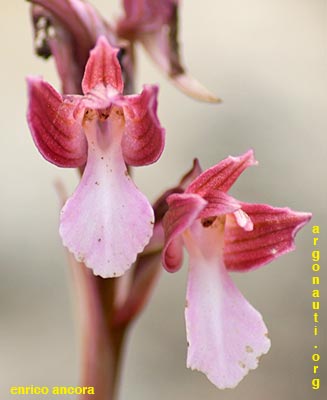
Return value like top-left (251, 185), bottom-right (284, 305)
top-left (184, 220), bottom-right (271, 389)
top-left (82, 36), bottom-right (123, 95)
top-left (59, 114), bottom-right (154, 278)
top-left (120, 85), bottom-right (165, 166)
top-left (27, 76), bottom-right (87, 167)
top-left (224, 203), bottom-right (312, 272)
top-left (162, 193), bottom-right (207, 272)
top-left (186, 150), bottom-right (257, 195)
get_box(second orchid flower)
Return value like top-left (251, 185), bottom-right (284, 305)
top-left (162, 150), bottom-right (311, 388)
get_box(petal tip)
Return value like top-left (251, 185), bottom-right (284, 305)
top-left (234, 149), bottom-right (258, 167)
top-left (194, 333), bottom-right (271, 390)
top-left (172, 72), bottom-right (222, 103)
top-left (82, 35), bottom-right (123, 94)
top-left (290, 210), bottom-right (312, 240)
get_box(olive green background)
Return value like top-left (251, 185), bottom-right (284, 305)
top-left (0, 0), bottom-right (326, 399)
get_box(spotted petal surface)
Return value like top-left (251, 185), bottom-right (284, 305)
top-left (161, 150), bottom-right (311, 388)
top-left (184, 220), bottom-right (271, 389)
top-left (59, 116), bottom-right (154, 278)
top-left (27, 37), bottom-right (165, 277)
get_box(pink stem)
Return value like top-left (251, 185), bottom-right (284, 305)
top-left (70, 260), bottom-right (128, 400)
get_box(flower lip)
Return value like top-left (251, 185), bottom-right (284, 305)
top-left (27, 35), bottom-right (165, 278)
top-left (184, 218), bottom-right (271, 389)
top-left (161, 150), bottom-right (312, 388)
top-left (59, 117), bottom-right (156, 278)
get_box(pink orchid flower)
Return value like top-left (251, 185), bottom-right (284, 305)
top-left (116, 0), bottom-right (219, 102)
top-left (162, 150), bottom-right (311, 388)
top-left (30, 0), bottom-right (133, 94)
top-left (27, 36), bottom-right (165, 278)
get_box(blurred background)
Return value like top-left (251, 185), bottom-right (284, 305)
top-left (0, 0), bottom-right (326, 399)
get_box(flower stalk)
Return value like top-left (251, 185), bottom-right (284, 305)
top-left (70, 258), bottom-right (127, 400)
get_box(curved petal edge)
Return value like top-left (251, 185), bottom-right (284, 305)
top-left (224, 203), bottom-right (312, 272)
top-left (162, 193), bottom-right (207, 272)
top-left (27, 76), bottom-right (87, 167)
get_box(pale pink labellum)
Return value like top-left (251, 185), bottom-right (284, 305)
top-left (27, 36), bottom-right (165, 277)
top-left (184, 220), bottom-right (270, 389)
top-left (162, 150), bottom-right (311, 388)
top-left (59, 115), bottom-right (154, 278)
top-left (113, 222), bottom-right (165, 326)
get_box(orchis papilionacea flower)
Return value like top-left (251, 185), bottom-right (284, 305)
top-left (27, 36), bottom-right (165, 278)
top-left (30, 0), bottom-right (134, 94)
top-left (117, 0), bottom-right (220, 102)
top-left (162, 150), bottom-right (311, 388)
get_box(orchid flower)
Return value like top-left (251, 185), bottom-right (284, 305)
top-left (29, 0), bottom-right (134, 94)
top-left (27, 36), bottom-right (165, 278)
top-left (162, 150), bottom-right (311, 388)
top-left (116, 0), bottom-right (220, 102)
